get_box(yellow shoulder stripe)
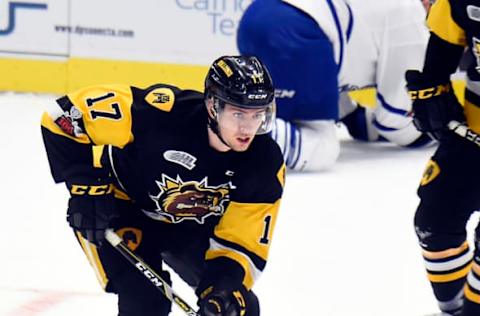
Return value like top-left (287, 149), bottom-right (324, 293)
top-left (68, 84), bottom-right (134, 148)
top-left (427, 0), bottom-right (466, 46)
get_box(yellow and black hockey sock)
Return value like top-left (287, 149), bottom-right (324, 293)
top-left (422, 241), bottom-right (472, 313)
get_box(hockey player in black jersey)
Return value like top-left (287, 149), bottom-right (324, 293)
top-left (406, 0), bottom-right (480, 315)
top-left (41, 55), bottom-right (285, 316)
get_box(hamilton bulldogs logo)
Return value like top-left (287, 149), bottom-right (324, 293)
top-left (148, 174), bottom-right (233, 223)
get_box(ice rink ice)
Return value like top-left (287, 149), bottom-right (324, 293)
top-left (1, 91), bottom-right (478, 316)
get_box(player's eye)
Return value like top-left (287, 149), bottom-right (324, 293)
top-left (233, 112), bottom-right (245, 119)
top-left (254, 112), bottom-right (265, 120)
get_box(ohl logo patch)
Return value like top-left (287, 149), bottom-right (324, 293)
top-left (149, 174), bottom-right (233, 224)
top-left (421, 160), bottom-right (440, 186)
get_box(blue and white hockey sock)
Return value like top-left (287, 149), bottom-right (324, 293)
top-left (271, 118), bottom-right (301, 170)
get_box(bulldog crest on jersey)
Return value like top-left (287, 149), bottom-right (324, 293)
top-left (148, 174), bottom-right (233, 224)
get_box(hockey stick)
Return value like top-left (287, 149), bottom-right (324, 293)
top-left (448, 120), bottom-right (480, 147)
top-left (104, 229), bottom-right (199, 316)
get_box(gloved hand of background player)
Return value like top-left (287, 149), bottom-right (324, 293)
top-left (405, 70), bottom-right (465, 141)
top-left (340, 105), bottom-right (378, 142)
top-left (196, 284), bottom-right (247, 316)
top-left (64, 166), bottom-right (118, 246)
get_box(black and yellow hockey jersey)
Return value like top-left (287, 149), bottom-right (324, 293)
top-left (426, 0), bottom-right (480, 133)
top-left (41, 83), bottom-right (285, 290)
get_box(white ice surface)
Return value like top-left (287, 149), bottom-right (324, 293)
top-left (0, 92), bottom-right (477, 316)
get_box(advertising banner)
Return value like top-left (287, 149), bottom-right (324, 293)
top-left (66, 0), bottom-right (252, 65)
top-left (0, 0), bottom-right (68, 58)
top-left (0, 1), bottom-right (259, 93)
top-left (0, 0), bottom-right (253, 64)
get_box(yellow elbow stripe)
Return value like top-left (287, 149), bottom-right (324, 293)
top-left (76, 232), bottom-right (109, 289)
top-left (428, 263), bottom-right (472, 283)
top-left (206, 249), bottom-right (255, 290)
top-left (214, 200), bottom-right (280, 261)
top-left (427, 0), bottom-right (466, 46)
top-left (92, 145), bottom-right (104, 168)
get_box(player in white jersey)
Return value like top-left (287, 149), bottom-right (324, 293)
top-left (238, 0), bottom-right (432, 171)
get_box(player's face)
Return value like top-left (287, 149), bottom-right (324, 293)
top-left (217, 104), bottom-right (266, 151)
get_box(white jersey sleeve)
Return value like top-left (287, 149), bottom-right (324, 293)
top-left (272, 118), bottom-right (340, 171)
top-left (349, 0), bottom-right (430, 146)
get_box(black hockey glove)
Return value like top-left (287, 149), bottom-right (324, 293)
top-left (340, 105), bottom-right (375, 141)
top-left (405, 70), bottom-right (465, 141)
top-left (65, 166), bottom-right (118, 246)
top-left (197, 285), bottom-right (247, 316)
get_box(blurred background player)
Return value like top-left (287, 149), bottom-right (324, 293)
top-left (237, 0), bottom-right (433, 171)
top-left (406, 0), bottom-right (480, 315)
top-left (41, 55), bottom-right (285, 316)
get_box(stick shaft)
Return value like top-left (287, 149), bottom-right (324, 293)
top-left (104, 229), bottom-right (199, 316)
top-left (448, 120), bottom-right (480, 147)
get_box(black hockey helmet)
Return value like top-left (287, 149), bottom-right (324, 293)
top-left (205, 55), bottom-right (276, 134)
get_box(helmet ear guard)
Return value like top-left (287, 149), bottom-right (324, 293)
top-left (205, 96), bottom-right (218, 119)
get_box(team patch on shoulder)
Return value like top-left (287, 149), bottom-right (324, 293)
top-left (421, 160), bottom-right (440, 186)
top-left (145, 87), bottom-right (175, 112)
top-left (164, 150), bottom-right (197, 170)
top-left (467, 5), bottom-right (480, 22)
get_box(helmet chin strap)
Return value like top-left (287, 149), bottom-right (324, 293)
top-left (207, 115), bottom-right (232, 149)
top-left (206, 97), bottom-right (232, 149)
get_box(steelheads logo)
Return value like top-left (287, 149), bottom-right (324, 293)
top-left (148, 174), bottom-right (233, 223)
